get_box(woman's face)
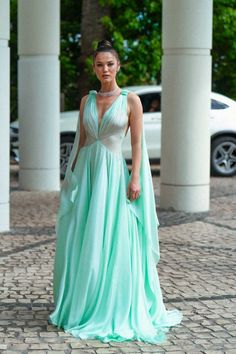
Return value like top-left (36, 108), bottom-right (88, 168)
top-left (93, 51), bottom-right (120, 84)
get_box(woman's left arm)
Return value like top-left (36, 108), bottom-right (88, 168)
top-left (127, 92), bottom-right (143, 201)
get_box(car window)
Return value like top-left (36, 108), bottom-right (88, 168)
top-left (211, 99), bottom-right (229, 110)
top-left (139, 93), bottom-right (161, 113)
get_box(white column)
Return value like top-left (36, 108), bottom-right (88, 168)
top-left (18, 0), bottom-right (60, 190)
top-left (0, 0), bottom-right (10, 231)
top-left (160, 0), bottom-right (213, 212)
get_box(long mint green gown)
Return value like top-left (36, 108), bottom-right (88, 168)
top-left (48, 89), bottom-right (183, 344)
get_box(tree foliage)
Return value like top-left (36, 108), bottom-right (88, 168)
top-left (77, 0), bottom-right (110, 102)
top-left (9, 0), bottom-right (236, 119)
top-left (60, 0), bottom-right (82, 110)
top-left (99, 0), bottom-right (162, 87)
top-left (212, 0), bottom-right (236, 99)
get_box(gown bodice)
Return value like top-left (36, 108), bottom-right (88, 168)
top-left (83, 90), bottom-right (129, 154)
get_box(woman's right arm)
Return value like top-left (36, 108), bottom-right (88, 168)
top-left (71, 95), bottom-right (87, 171)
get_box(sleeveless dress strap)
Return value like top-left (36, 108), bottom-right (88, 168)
top-left (121, 89), bottom-right (129, 96)
top-left (89, 90), bottom-right (97, 95)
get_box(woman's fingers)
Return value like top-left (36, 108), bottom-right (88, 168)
top-left (127, 188), bottom-right (141, 200)
top-left (127, 180), bottom-right (141, 200)
top-left (134, 190), bottom-right (140, 200)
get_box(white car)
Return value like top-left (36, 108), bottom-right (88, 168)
top-left (10, 85), bottom-right (236, 177)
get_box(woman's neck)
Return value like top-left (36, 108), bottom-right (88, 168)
top-left (99, 82), bottom-right (119, 93)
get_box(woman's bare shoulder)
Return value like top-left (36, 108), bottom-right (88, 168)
top-left (81, 94), bottom-right (89, 104)
top-left (127, 91), bottom-right (142, 114)
top-left (128, 91), bottom-right (141, 106)
top-left (79, 94), bottom-right (89, 110)
top-left (127, 91), bottom-right (141, 103)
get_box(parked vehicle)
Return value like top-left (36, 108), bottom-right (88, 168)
top-left (10, 85), bottom-right (236, 177)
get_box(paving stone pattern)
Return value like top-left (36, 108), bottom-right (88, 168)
top-left (0, 167), bottom-right (235, 353)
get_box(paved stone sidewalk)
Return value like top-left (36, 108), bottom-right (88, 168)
top-left (0, 167), bottom-right (236, 353)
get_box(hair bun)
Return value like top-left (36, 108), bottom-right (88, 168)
top-left (97, 39), bottom-right (113, 50)
top-left (93, 39), bottom-right (119, 62)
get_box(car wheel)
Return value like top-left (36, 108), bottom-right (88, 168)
top-left (211, 136), bottom-right (236, 176)
top-left (60, 134), bottom-right (75, 178)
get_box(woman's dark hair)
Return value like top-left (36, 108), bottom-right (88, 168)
top-left (93, 39), bottom-right (120, 62)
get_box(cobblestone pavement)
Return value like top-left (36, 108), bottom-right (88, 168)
top-left (0, 166), bottom-right (236, 354)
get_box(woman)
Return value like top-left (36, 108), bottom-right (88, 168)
top-left (48, 40), bottom-right (183, 344)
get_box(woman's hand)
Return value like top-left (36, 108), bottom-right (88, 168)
top-left (127, 176), bottom-right (141, 201)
